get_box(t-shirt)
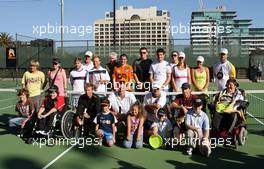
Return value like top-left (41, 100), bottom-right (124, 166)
top-left (213, 61), bottom-right (236, 91)
top-left (155, 119), bottom-right (172, 138)
top-left (69, 67), bottom-right (87, 93)
top-left (149, 61), bottom-right (171, 89)
top-left (105, 61), bottom-right (119, 82)
top-left (185, 109), bottom-right (209, 130)
top-left (108, 91), bottom-right (137, 114)
top-left (112, 64), bottom-right (134, 83)
top-left (133, 58), bottom-right (152, 82)
top-left (173, 94), bottom-right (197, 116)
top-left (143, 91), bottom-right (167, 108)
top-left (83, 63), bottom-right (94, 72)
top-left (86, 66), bottom-right (110, 92)
top-left (15, 99), bottom-right (35, 117)
top-left (21, 71), bottom-right (45, 97)
top-left (172, 66), bottom-right (189, 91)
top-left (48, 69), bottom-right (66, 96)
top-left (93, 112), bottom-right (117, 133)
top-left (41, 96), bottom-right (65, 112)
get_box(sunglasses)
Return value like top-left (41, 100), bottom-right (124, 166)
top-left (53, 62), bottom-right (59, 65)
top-left (140, 51), bottom-right (147, 54)
top-left (172, 54), bottom-right (178, 57)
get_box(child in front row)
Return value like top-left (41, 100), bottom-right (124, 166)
top-left (94, 99), bottom-right (117, 147)
top-left (123, 103), bottom-right (145, 148)
top-left (150, 108), bottom-right (172, 139)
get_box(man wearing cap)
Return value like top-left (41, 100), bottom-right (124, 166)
top-left (185, 98), bottom-right (211, 157)
top-left (83, 51), bottom-right (94, 71)
top-left (143, 83), bottom-right (167, 135)
top-left (213, 48), bottom-right (236, 91)
top-left (149, 48), bottom-right (171, 91)
top-left (170, 83), bottom-right (197, 138)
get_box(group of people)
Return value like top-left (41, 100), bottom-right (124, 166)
top-left (9, 46), bottom-right (246, 157)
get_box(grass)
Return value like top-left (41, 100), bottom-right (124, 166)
top-left (0, 80), bottom-right (263, 169)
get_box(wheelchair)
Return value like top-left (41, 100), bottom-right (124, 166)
top-left (208, 89), bottom-right (250, 148)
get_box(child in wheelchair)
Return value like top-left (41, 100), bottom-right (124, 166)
top-left (209, 79), bottom-right (249, 146)
top-left (35, 85), bottom-right (65, 136)
top-left (9, 88), bottom-right (36, 138)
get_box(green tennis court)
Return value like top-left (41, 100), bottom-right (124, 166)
top-left (0, 80), bottom-right (263, 169)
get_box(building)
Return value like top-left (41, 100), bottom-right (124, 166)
top-left (190, 6), bottom-right (264, 58)
top-left (94, 6), bottom-right (171, 58)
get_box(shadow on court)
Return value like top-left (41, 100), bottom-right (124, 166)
top-left (0, 113), bottom-right (16, 135)
top-left (166, 146), bottom-right (264, 169)
top-left (2, 156), bottom-right (41, 169)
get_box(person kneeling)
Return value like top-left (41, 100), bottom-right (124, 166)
top-left (123, 103), bottom-right (144, 148)
top-left (36, 85), bottom-right (65, 136)
top-left (94, 99), bottom-right (117, 147)
top-left (185, 99), bottom-right (211, 157)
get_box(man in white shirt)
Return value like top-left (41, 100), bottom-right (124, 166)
top-left (83, 51), bottom-right (94, 71)
top-left (143, 83), bottom-right (167, 133)
top-left (213, 48), bottom-right (236, 91)
top-left (149, 48), bottom-right (171, 91)
top-left (87, 55), bottom-right (110, 93)
top-left (69, 57), bottom-right (87, 108)
top-left (108, 83), bottom-right (137, 121)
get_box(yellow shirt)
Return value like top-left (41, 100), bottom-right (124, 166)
top-left (21, 71), bottom-right (45, 97)
top-left (193, 69), bottom-right (207, 91)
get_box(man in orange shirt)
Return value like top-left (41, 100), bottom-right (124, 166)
top-left (112, 54), bottom-right (133, 91)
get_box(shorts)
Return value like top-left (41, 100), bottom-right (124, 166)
top-left (98, 129), bottom-right (113, 142)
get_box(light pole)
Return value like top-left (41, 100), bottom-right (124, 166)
top-left (60, 0), bottom-right (64, 56)
top-left (113, 0), bottom-right (116, 51)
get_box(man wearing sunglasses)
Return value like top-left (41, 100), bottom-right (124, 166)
top-left (213, 48), bottom-right (236, 91)
top-left (133, 47), bottom-right (153, 92)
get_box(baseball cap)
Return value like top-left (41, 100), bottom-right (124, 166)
top-left (220, 48), bottom-right (228, 55)
top-left (179, 51), bottom-right (185, 58)
top-left (52, 58), bottom-right (61, 64)
top-left (101, 98), bottom-right (110, 106)
top-left (181, 82), bottom-right (191, 90)
top-left (158, 108), bottom-right (166, 116)
top-left (196, 56), bottom-right (204, 63)
top-left (194, 98), bottom-right (203, 107)
top-left (84, 51), bottom-right (93, 57)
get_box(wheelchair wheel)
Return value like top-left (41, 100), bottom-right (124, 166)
top-left (238, 127), bottom-right (247, 146)
top-left (61, 110), bottom-right (76, 139)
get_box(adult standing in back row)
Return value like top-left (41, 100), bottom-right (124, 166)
top-left (47, 58), bottom-right (67, 97)
top-left (213, 48), bottom-right (236, 91)
top-left (21, 60), bottom-right (45, 110)
top-left (149, 48), bottom-right (171, 91)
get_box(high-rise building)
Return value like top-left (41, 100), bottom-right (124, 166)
top-left (190, 6), bottom-right (264, 58)
top-left (94, 6), bottom-right (171, 58)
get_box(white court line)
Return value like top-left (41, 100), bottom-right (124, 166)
top-left (246, 112), bottom-right (264, 126)
top-left (0, 97), bottom-right (16, 102)
top-left (0, 105), bottom-right (15, 111)
top-left (42, 145), bottom-right (75, 169)
top-left (248, 93), bottom-right (264, 102)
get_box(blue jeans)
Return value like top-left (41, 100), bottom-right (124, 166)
top-left (9, 117), bottom-right (27, 127)
top-left (123, 133), bottom-right (143, 148)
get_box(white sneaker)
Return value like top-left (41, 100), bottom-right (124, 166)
top-left (186, 148), bottom-right (193, 156)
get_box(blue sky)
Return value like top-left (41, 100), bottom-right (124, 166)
top-left (0, 0), bottom-right (263, 41)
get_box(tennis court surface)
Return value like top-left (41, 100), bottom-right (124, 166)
top-left (0, 80), bottom-right (263, 169)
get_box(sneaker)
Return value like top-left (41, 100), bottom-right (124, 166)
top-left (186, 147), bottom-right (193, 156)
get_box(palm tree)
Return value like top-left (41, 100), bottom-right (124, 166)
top-left (0, 32), bottom-right (13, 47)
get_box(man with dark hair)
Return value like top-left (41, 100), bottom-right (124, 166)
top-left (149, 48), bottom-right (171, 91)
top-left (133, 47), bottom-right (152, 92)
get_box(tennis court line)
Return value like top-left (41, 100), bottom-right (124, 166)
top-left (42, 145), bottom-right (76, 169)
top-left (246, 112), bottom-right (264, 126)
top-left (0, 97), bottom-right (16, 102)
top-left (248, 93), bottom-right (264, 102)
top-left (0, 105), bottom-right (15, 111)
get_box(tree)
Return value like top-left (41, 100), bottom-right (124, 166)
top-left (0, 32), bottom-right (13, 47)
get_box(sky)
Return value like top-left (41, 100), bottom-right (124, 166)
top-left (0, 0), bottom-right (263, 42)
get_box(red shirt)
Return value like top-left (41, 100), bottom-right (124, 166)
top-left (174, 94), bottom-right (197, 108)
top-left (41, 96), bottom-right (65, 112)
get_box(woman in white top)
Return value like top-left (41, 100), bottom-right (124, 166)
top-left (171, 51), bottom-right (191, 92)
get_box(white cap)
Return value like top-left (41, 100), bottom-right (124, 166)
top-left (85, 51), bottom-right (93, 57)
top-left (220, 48), bottom-right (228, 55)
top-left (196, 56), bottom-right (204, 63)
top-left (179, 51), bottom-right (185, 58)
top-left (152, 83), bottom-right (162, 90)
